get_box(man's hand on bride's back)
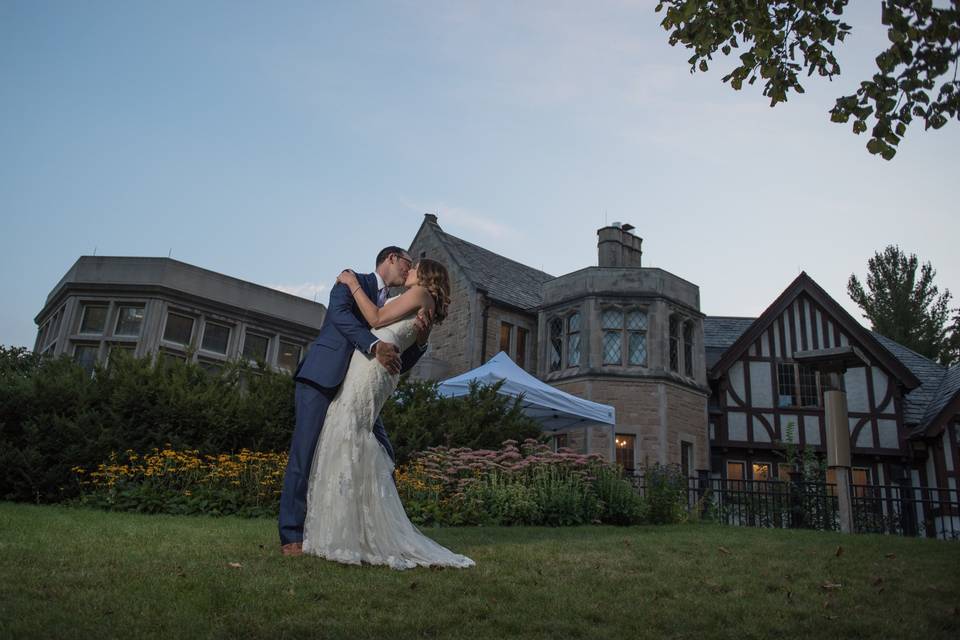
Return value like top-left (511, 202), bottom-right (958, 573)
top-left (373, 341), bottom-right (402, 374)
top-left (413, 310), bottom-right (433, 348)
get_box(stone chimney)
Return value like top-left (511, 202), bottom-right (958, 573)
top-left (597, 223), bottom-right (642, 267)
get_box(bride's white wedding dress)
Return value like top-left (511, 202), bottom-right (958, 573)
top-left (302, 308), bottom-right (474, 570)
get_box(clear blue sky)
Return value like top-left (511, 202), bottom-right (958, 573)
top-left (2, 1), bottom-right (958, 349)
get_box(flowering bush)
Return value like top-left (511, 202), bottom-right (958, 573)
top-left (74, 448), bottom-right (286, 518)
top-left (396, 439), bottom-right (646, 526)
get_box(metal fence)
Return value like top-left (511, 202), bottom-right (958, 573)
top-left (626, 470), bottom-right (960, 541)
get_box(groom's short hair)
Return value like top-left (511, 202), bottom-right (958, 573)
top-left (376, 246), bottom-right (408, 266)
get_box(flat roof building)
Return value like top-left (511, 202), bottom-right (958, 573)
top-left (34, 256), bottom-right (326, 375)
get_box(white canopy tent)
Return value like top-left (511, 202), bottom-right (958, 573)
top-left (436, 351), bottom-right (616, 432)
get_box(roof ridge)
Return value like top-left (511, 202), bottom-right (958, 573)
top-left (436, 228), bottom-right (554, 279)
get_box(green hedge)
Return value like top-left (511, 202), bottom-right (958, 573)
top-left (0, 346), bottom-right (542, 504)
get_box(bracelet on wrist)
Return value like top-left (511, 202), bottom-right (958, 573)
top-left (351, 286), bottom-right (360, 295)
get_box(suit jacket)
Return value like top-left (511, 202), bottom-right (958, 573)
top-left (294, 271), bottom-right (425, 390)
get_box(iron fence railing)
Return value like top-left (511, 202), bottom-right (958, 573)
top-left (623, 469), bottom-right (959, 541)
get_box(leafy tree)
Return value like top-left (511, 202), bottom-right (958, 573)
top-left (847, 245), bottom-right (957, 364)
top-left (656, 0), bottom-right (960, 159)
top-left (382, 378), bottom-right (543, 465)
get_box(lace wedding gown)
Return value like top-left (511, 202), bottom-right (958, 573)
top-left (302, 310), bottom-right (475, 570)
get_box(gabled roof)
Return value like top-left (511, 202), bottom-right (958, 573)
top-left (412, 217), bottom-right (554, 311)
top-left (919, 364), bottom-right (960, 436)
top-left (871, 333), bottom-right (948, 428)
top-left (708, 272), bottom-right (921, 390)
top-left (704, 316), bottom-right (755, 369)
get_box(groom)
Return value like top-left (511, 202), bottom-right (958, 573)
top-left (278, 246), bottom-right (432, 556)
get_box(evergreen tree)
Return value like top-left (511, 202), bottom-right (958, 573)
top-left (848, 245), bottom-right (957, 365)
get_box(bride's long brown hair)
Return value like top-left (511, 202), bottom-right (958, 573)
top-left (415, 259), bottom-right (451, 325)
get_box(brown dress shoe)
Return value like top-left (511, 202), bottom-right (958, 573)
top-left (280, 542), bottom-right (303, 557)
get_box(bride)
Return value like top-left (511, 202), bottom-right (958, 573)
top-left (302, 258), bottom-right (474, 570)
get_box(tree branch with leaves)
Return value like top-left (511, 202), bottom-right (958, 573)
top-left (656, 0), bottom-right (960, 159)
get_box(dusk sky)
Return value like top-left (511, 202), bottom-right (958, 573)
top-left (3, 1), bottom-right (958, 350)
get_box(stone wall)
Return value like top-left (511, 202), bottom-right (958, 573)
top-left (407, 224), bottom-right (478, 380)
top-left (483, 305), bottom-right (539, 374)
top-left (551, 377), bottom-right (708, 471)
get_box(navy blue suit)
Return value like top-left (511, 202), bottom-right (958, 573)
top-left (278, 272), bottom-right (425, 545)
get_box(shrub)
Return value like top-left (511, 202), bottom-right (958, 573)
top-left (74, 448), bottom-right (285, 518)
top-left (397, 439), bottom-right (643, 527)
top-left (643, 463), bottom-right (688, 525)
top-left (383, 378), bottom-right (542, 465)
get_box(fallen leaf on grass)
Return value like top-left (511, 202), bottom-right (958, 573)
top-left (821, 582), bottom-right (843, 591)
top-left (227, 562), bottom-right (243, 569)
top-left (885, 553), bottom-right (896, 559)
top-left (718, 546), bottom-right (732, 555)
top-left (835, 545), bottom-right (843, 557)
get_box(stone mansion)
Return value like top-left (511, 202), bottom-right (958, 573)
top-left (34, 215), bottom-right (960, 494)
top-left (406, 214), bottom-right (960, 494)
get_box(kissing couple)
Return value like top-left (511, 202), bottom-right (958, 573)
top-left (277, 246), bottom-right (474, 570)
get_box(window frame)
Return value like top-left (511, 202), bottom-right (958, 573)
top-left (614, 433), bottom-right (636, 472)
top-left (566, 312), bottom-right (581, 368)
top-left (78, 304), bottom-right (109, 335)
top-left (777, 361), bottom-right (822, 408)
top-left (114, 305), bottom-right (146, 337)
top-left (161, 311), bottom-right (196, 347)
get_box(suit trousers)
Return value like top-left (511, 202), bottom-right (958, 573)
top-left (278, 380), bottom-right (396, 545)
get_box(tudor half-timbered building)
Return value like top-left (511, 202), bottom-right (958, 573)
top-left (403, 214), bottom-right (960, 518)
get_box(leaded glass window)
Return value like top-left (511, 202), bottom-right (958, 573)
top-left (567, 312), bottom-right (581, 367)
top-left (627, 309), bottom-right (647, 366)
top-left (602, 308), bottom-right (623, 365)
top-left (683, 321), bottom-right (694, 377)
top-left (549, 318), bottom-right (563, 372)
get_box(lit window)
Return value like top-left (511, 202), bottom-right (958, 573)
top-left (79, 305), bottom-right (108, 334)
top-left (115, 306), bottom-right (144, 337)
top-left (567, 313), bottom-right (581, 367)
top-left (752, 462), bottom-right (771, 481)
top-left (278, 341), bottom-right (302, 372)
top-left (163, 313), bottom-right (194, 346)
top-left (202, 322), bottom-right (231, 355)
top-left (615, 434), bottom-right (635, 471)
top-left (242, 332), bottom-right (270, 362)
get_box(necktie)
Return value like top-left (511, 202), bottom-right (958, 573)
top-left (377, 288), bottom-right (386, 308)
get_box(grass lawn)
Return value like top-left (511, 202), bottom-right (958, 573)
top-left (1, 502), bottom-right (958, 639)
